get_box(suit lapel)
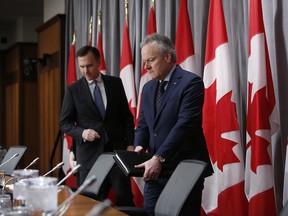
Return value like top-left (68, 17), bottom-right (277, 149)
top-left (102, 75), bottom-right (111, 109)
top-left (150, 80), bottom-right (158, 119)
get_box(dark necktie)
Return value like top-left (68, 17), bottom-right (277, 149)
top-left (155, 81), bottom-right (168, 111)
top-left (94, 81), bottom-right (105, 118)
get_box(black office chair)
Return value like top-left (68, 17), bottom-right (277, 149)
top-left (80, 152), bottom-right (115, 200)
top-left (0, 146), bottom-right (27, 175)
top-left (116, 159), bottom-right (207, 216)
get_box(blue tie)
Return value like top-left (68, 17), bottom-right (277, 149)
top-left (94, 81), bottom-right (105, 118)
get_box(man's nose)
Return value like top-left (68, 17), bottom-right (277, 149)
top-left (83, 67), bottom-right (88, 73)
top-left (144, 61), bottom-right (150, 69)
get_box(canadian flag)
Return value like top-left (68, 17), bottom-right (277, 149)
top-left (201, 0), bottom-right (248, 215)
top-left (245, 0), bottom-right (278, 215)
top-left (175, 0), bottom-right (196, 74)
top-left (62, 37), bottom-right (78, 189)
top-left (133, 2), bottom-right (157, 207)
top-left (120, 19), bottom-right (137, 122)
top-left (97, 19), bottom-right (106, 75)
top-left (120, 17), bottom-right (141, 207)
top-left (135, 3), bottom-right (156, 127)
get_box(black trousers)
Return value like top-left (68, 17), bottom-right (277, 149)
top-left (98, 164), bottom-right (135, 206)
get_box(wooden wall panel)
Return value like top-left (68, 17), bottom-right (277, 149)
top-left (5, 45), bottom-right (20, 149)
top-left (37, 15), bottom-right (65, 175)
top-left (5, 83), bottom-right (20, 146)
top-left (3, 43), bottom-right (38, 169)
top-left (0, 52), bottom-right (4, 147)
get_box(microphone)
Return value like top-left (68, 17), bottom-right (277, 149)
top-left (24, 157), bottom-right (39, 169)
top-left (85, 199), bottom-right (112, 216)
top-left (0, 153), bottom-right (19, 168)
top-left (57, 175), bottom-right (97, 216)
top-left (3, 157), bottom-right (40, 188)
top-left (57, 164), bottom-right (81, 186)
top-left (43, 162), bottom-right (64, 177)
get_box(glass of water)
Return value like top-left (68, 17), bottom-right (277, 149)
top-left (12, 169), bottom-right (39, 207)
top-left (13, 180), bottom-right (29, 207)
top-left (0, 194), bottom-right (12, 208)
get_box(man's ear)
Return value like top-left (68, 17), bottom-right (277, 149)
top-left (165, 52), bottom-right (172, 63)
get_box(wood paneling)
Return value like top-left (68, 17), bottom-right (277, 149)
top-left (37, 15), bottom-right (65, 175)
top-left (3, 43), bottom-right (39, 169)
top-left (0, 51), bottom-right (5, 147)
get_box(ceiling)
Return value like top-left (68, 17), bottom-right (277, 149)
top-left (0, 0), bottom-right (43, 24)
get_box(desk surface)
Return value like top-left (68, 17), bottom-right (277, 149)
top-left (58, 191), bottom-right (127, 216)
top-left (4, 177), bottom-right (127, 216)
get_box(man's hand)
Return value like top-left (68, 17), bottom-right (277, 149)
top-left (135, 156), bottom-right (162, 181)
top-left (134, 146), bottom-right (144, 152)
top-left (69, 151), bottom-right (77, 169)
top-left (82, 129), bottom-right (100, 141)
top-left (126, 145), bottom-right (135, 151)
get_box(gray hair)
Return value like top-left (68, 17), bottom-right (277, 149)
top-left (140, 33), bottom-right (177, 63)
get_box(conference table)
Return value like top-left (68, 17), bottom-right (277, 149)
top-left (4, 177), bottom-right (127, 216)
top-left (58, 190), bottom-right (127, 216)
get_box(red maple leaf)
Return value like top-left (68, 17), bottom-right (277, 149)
top-left (203, 81), bottom-right (240, 171)
top-left (246, 82), bottom-right (272, 173)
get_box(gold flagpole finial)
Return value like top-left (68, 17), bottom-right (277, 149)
top-left (89, 16), bottom-right (93, 35)
top-left (152, 0), bottom-right (155, 8)
top-left (125, 0), bottom-right (128, 20)
top-left (98, 11), bottom-right (102, 32)
top-left (72, 32), bottom-right (76, 44)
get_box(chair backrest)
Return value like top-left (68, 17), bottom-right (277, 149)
top-left (0, 146), bottom-right (27, 175)
top-left (81, 153), bottom-right (115, 196)
top-left (154, 159), bottom-right (207, 216)
top-left (280, 201), bottom-right (288, 216)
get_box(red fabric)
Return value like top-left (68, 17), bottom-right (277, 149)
top-left (97, 29), bottom-right (106, 73)
top-left (201, 0), bottom-right (248, 215)
top-left (134, 3), bottom-right (157, 206)
top-left (245, 0), bottom-right (277, 215)
top-left (175, 0), bottom-right (195, 65)
top-left (63, 40), bottom-right (78, 189)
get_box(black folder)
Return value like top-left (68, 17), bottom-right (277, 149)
top-left (113, 150), bottom-right (173, 177)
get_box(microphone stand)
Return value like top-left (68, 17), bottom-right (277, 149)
top-left (0, 153), bottom-right (19, 168)
top-left (43, 162), bottom-right (64, 177)
top-left (85, 199), bottom-right (112, 216)
top-left (3, 157), bottom-right (40, 188)
top-left (0, 153), bottom-right (19, 197)
top-left (57, 164), bottom-right (81, 186)
top-left (57, 175), bottom-right (97, 216)
top-left (0, 155), bottom-right (20, 198)
top-left (24, 157), bottom-right (39, 169)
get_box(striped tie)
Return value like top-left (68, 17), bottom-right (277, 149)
top-left (155, 81), bottom-right (168, 111)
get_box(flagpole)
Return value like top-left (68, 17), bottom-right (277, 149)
top-left (125, 0), bottom-right (128, 24)
top-left (98, 11), bottom-right (102, 33)
top-left (88, 16), bottom-right (93, 46)
top-left (72, 32), bottom-right (76, 45)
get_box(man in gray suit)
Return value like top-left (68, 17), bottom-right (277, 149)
top-left (60, 46), bottom-right (134, 206)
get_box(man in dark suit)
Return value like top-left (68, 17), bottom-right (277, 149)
top-left (60, 46), bottom-right (135, 206)
top-left (134, 33), bottom-right (213, 215)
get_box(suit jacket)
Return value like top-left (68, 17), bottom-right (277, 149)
top-left (135, 65), bottom-right (213, 176)
top-left (60, 75), bottom-right (134, 169)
